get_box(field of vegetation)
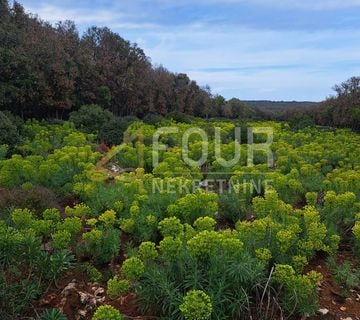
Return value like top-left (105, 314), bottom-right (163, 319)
top-left (1, 1), bottom-right (360, 319)
top-left (1, 107), bottom-right (360, 320)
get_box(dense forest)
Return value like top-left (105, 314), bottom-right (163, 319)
top-left (278, 77), bottom-right (360, 131)
top-left (1, 0), bottom-right (359, 132)
top-left (0, 0), bottom-right (267, 120)
top-left (243, 100), bottom-right (319, 111)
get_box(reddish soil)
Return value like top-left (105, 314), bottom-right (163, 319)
top-left (32, 249), bottom-right (360, 320)
top-left (307, 251), bottom-right (360, 320)
top-left (31, 232), bottom-right (147, 320)
top-left (32, 267), bottom-right (147, 320)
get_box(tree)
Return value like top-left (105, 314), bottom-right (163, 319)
top-left (98, 118), bottom-right (131, 145)
top-left (69, 104), bottom-right (113, 134)
top-left (0, 1), bottom-right (223, 120)
top-left (0, 111), bottom-right (19, 148)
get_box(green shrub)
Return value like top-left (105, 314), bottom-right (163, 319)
top-left (65, 203), bottom-right (91, 218)
top-left (11, 208), bottom-right (34, 229)
top-left (158, 236), bottom-right (183, 261)
top-left (52, 230), bottom-right (71, 250)
top-left (273, 264), bottom-right (322, 316)
top-left (42, 208), bottom-right (61, 222)
top-left (38, 308), bottom-right (67, 320)
top-left (98, 118), bottom-right (130, 145)
top-left (57, 217), bottom-right (82, 237)
top-left (327, 257), bottom-right (360, 296)
top-left (119, 218), bottom-right (135, 233)
top-left (84, 263), bottom-right (103, 282)
top-left (120, 257), bottom-right (144, 281)
top-left (107, 276), bottom-right (131, 299)
top-left (218, 192), bottom-right (247, 223)
top-left (352, 216), bottom-right (360, 256)
top-left (167, 190), bottom-right (218, 224)
top-left (69, 104), bottom-right (113, 135)
top-left (305, 192), bottom-right (318, 206)
top-left (98, 210), bottom-right (117, 227)
top-left (193, 217), bottom-right (216, 232)
top-left (138, 241), bottom-right (158, 261)
top-left (158, 217), bottom-right (183, 238)
top-left (38, 250), bottom-right (75, 282)
top-left (179, 290), bottom-right (213, 320)
top-left (82, 228), bottom-right (121, 264)
top-left (32, 219), bottom-right (53, 237)
top-left (0, 275), bottom-right (41, 318)
top-left (0, 111), bottom-right (20, 149)
top-left (92, 305), bottom-right (123, 320)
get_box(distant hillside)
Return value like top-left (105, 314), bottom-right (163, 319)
top-left (242, 100), bottom-right (319, 111)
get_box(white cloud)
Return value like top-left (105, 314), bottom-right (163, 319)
top-left (26, 5), bottom-right (122, 24)
top-left (25, 3), bottom-right (160, 32)
top-left (158, 0), bottom-right (360, 10)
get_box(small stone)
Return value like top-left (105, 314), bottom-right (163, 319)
top-left (96, 296), bottom-right (106, 303)
top-left (339, 306), bottom-right (347, 311)
top-left (78, 310), bottom-right (87, 317)
top-left (341, 317), bottom-right (352, 320)
top-left (78, 291), bottom-right (89, 304)
top-left (62, 282), bottom-right (77, 296)
top-left (318, 308), bottom-right (329, 315)
top-left (89, 297), bottom-right (97, 308)
top-left (94, 287), bottom-right (105, 296)
top-left (39, 293), bottom-right (57, 306)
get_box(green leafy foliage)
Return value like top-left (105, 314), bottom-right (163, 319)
top-left (107, 276), bottom-right (131, 299)
top-left (82, 228), bottom-right (121, 264)
top-left (0, 111), bottom-right (20, 150)
top-left (167, 190), bottom-right (218, 224)
top-left (327, 257), bottom-right (360, 296)
top-left (138, 241), bottom-right (158, 261)
top-left (273, 265), bottom-right (323, 315)
top-left (70, 105), bottom-right (113, 135)
top-left (38, 308), bottom-right (67, 320)
top-left (179, 290), bottom-right (213, 320)
top-left (120, 257), bottom-right (144, 281)
top-left (92, 305), bottom-right (123, 320)
top-left (83, 263), bottom-right (103, 282)
top-left (0, 112), bottom-right (360, 320)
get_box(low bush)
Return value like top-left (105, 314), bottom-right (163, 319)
top-left (107, 276), bottom-right (131, 299)
top-left (38, 308), bottom-right (67, 320)
top-left (179, 290), bottom-right (213, 320)
top-left (92, 305), bottom-right (123, 320)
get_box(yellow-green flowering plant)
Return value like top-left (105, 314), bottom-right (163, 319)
top-left (179, 290), bottom-right (212, 320)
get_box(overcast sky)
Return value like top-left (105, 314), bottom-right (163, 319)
top-left (20, 0), bottom-right (360, 101)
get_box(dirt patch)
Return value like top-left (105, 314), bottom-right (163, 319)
top-left (307, 251), bottom-right (360, 320)
top-left (32, 266), bottom-right (153, 320)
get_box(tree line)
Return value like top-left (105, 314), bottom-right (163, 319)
top-left (276, 77), bottom-right (360, 131)
top-left (1, 1), bottom-right (359, 131)
top-left (0, 0), bottom-right (267, 121)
